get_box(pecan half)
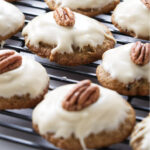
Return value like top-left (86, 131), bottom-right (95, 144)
top-left (53, 7), bottom-right (75, 27)
top-left (141, 0), bottom-right (150, 9)
top-left (0, 51), bottom-right (22, 74)
top-left (130, 41), bottom-right (150, 66)
top-left (62, 80), bottom-right (100, 111)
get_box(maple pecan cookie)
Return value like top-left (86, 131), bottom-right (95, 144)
top-left (45, 0), bottom-right (120, 17)
top-left (22, 8), bottom-right (115, 66)
top-left (96, 42), bottom-right (150, 96)
top-left (130, 114), bottom-right (150, 150)
top-left (0, 0), bottom-right (24, 43)
top-left (32, 80), bottom-right (135, 150)
top-left (112, 0), bottom-right (150, 40)
top-left (0, 50), bottom-right (49, 110)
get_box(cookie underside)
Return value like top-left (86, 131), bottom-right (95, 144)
top-left (33, 102), bottom-right (135, 150)
top-left (45, 0), bottom-right (120, 17)
top-left (96, 66), bottom-right (149, 96)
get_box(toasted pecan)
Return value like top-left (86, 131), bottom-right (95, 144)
top-left (130, 41), bottom-right (150, 66)
top-left (0, 51), bottom-right (22, 74)
top-left (53, 7), bottom-right (75, 27)
top-left (62, 80), bottom-right (100, 111)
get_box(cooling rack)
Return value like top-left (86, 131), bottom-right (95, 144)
top-left (0, 0), bottom-right (149, 150)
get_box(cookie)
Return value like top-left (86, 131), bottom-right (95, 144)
top-left (22, 8), bottom-right (115, 66)
top-left (96, 42), bottom-right (150, 96)
top-left (0, 50), bottom-right (49, 110)
top-left (112, 0), bottom-right (150, 40)
top-left (32, 80), bottom-right (135, 150)
top-left (45, 0), bottom-right (120, 17)
top-left (130, 114), bottom-right (150, 150)
top-left (0, 0), bottom-right (24, 42)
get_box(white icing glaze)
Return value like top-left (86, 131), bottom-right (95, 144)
top-left (0, 50), bottom-right (49, 98)
top-left (130, 114), bottom-right (150, 150)
top-left (113, 0), bottom-right (150, 38)
top-left (32, 84), bottom-right (130, 150)
top-left (102, 43), bottom-right (150, 84)
top-left (22, 12), bottom-right (115, 55)
top-left (0, 0), bottom-right (24, 37)
top-left (51, 0), bottom-right (115, 9)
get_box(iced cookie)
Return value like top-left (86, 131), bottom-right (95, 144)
top-left (96, 42), bottom-right (150, 96)
top-left (32, 80), bottom-right (135, 150)
top-left (0, 0), bottom-right (24, 42)
top-left (130, 114), bottom-right (150, 150)
top-left (0, 50), bottom-right (49, 110)
top-left (45, 0), bottom-right (120, 17)
top-left (112, 0), bottom-right (150, 40)
top-left (22, 8), bottom-right (115, 66)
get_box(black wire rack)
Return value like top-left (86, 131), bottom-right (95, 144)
top-left (0, 0), bottom-right (149, 150)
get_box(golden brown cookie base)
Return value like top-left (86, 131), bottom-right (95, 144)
top-left (45, 0), bottom-right (120, 17)
top-left (112, 14), bottom-right (150, 40)
top-left (96, 65), bottom-right (150, 96)
top-left (33, 102), bottom-right (135, 150)
top-left (0, 16), bottom-right (24, 42)
top-left (0, 83), bottom-right (49, 110)
top-left (24, 29), bottom-right (115, 66)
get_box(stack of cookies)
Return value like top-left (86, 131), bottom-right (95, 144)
top-left (0, 0), bottom-right (149, 150)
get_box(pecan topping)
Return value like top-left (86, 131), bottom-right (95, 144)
top-left (62, 80), bottom-right (100, 111)
top-left (130, 41), bottom-right (150, 66)
top-left (0, 51), bottom-right (22, 74)
top-left (53, 7), bottom-right (75, 27)
top-left (141, 0), bottom-right (150, 9)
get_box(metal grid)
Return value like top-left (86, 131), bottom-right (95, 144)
top-left (0, 0), bottom-right (149, 149)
